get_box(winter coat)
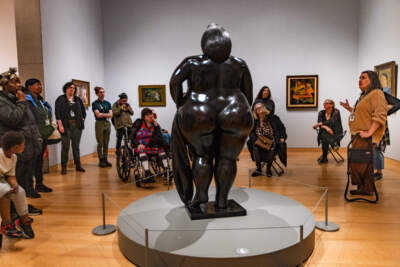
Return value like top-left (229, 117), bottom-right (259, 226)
top-left (0, 91), bottom-right (42, 161)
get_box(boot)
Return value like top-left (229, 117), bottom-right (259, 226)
top-left (318, 154), bottom-right (328, 163)
top-left (104, 157), bottom-right (112, 167)
top-left (252, 162), bottom-right (262, 177)
top-left (76, 164), bottom-right (86, 172)
top-left (36, 183), bottom-right (53, 193)
top-left (26, 187), bottom-right (41, 199)
top-left (99, 158), bottom-right (107, 168)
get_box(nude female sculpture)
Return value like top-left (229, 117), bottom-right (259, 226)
top-left (170, 24), bottom-right (253, 212)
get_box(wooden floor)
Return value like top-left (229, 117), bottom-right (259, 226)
top-left (1, 149), bottom-right (400, 267)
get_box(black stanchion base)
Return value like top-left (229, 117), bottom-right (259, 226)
top-left (92, 224), bottom-right (116, 236)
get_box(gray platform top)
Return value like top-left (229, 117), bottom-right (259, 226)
top-left (118, 187), bottom-right (315, 258)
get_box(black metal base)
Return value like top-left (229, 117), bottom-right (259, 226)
top-left (186, 199), bottom-right (246, 220)
top-left (92, 224), bottom-right (117, 235)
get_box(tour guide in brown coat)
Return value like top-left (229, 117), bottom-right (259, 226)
top-left (340, 70), bottom-right (387, 196)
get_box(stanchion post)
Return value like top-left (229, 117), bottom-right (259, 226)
top-left (145, 228), bottom-right (149, 267)
top-left (315, 188), bottom-right (340, 232)
top-left (92, 192), bottom-right (117, 236)
top-left (248, 169), bottom-right (252, 188)
top-left (102, 192), bottom-right (106, 229)
top-left (300, 225), bottom-right (304, 242)
top-left (167, 168), bottom-right (170, 191)
top-left (325, 188), bottom-right (328, 226)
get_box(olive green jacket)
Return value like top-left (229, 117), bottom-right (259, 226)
top-left (112, 101), bottom-right (133, 129)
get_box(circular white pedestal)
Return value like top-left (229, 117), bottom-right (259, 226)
top-left (118, 187), bottom-right (315, 267)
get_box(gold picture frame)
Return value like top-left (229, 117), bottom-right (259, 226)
top-left (72, 79), bottom-right (90, 108)
top-left (286, 75), bottom-right (318, 109)
top-left (374, 61), bottom-right (397, 97)
top-left (138, 85), bottom-right (166, 107)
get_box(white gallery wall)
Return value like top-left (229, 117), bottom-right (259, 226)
top-left (37, 0), bottom-right (400, 164)
top-left (358, 0), bottom-right (400, 161)
top-left (0, 0), bottom-right (18, 71)
top-left (40, 0), bottom-right (105, 165)
top-left (102, 0), bottom-right (360, 148)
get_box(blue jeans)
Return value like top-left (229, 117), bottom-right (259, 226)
top-left (373, 148), bottom-right (384, 170)
top-left (162, 133), bottom-right (171, 145)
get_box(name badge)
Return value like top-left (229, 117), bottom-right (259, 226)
top-left (70, 110), bottom-right (75, 117)
top-left (349, 113), bottom-right (355, 122)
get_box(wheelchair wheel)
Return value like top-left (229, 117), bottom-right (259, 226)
top-left (117, 145), bottom-right (131, 182)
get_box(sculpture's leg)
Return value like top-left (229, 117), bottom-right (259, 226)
top-left (215, 97), bottom-right (253, 209)
top-left (190, 154), bottom-right (213, 209)
top-left (179, 104), bottom-right (217, 210)
top-left (214, 133), bottom-right (248, 209)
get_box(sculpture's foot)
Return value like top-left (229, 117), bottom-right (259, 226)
top-left (215, 198), bottom-right (228, 210)
top-left (199, 203), bottom-right (208, 213)
top-left (189, 199), bottom-right (209, 213)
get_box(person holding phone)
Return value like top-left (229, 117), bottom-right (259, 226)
top-left (112, 93), bottom-right (133, 153)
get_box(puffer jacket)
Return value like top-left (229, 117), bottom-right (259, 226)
top-left (0, 91), bottom-right (42, 161)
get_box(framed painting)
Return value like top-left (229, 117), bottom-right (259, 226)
top-left (138, 85), bottom-right (166, 107)
top-left (286, 75), bottom-right (318, 109)
top-left (72, 79), bottom-right (90, 108)
top-left (374, 61), bottom-right (397, 97)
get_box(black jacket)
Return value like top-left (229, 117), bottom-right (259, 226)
top-left (317, 109), bottom-right (343, 146)
top-left (55, 94), bottom-right (86, 131)
top-left (129, 119), bottom-right (169, 152)
top-left (249, 114), bottom-right (287, 144)
top-left (385, 92), bottom-right (400, 116)
top-left (0, 91), bottom-right (42, 160)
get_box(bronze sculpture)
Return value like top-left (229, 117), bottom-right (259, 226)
top-left (170, 24), bottom-right (253, 218)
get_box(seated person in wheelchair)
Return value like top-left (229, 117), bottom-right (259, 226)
top-left (151, 109), bottom-right (171, 145)
top-left (250, 102), bottom-right (287, 177)
top-left (313, 99), bottom-right (343, 163)
top-left (130, 108), bottom-right (170, 180)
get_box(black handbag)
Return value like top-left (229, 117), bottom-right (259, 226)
top-left (348, 149), bottom-right (373, 163)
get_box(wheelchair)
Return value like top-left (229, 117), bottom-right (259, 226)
top-left (116, 128), bottom-right (173, 187)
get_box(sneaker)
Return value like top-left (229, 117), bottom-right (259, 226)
top-left (19, 222), bottom-right (34, 239)
top-left (28, 204), bottom-right (43, 216)
top-left (1, 223), bottom-right (23, 239)
top-left (374, 172), bottom-right (383, 181)
top-left (26, 189), bottom-right (41, 199)
top-left (36, 183), bottom-right (53, 193)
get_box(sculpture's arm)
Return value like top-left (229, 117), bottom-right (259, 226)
top-left (240, 62), bottom-right (253, 106)
top-left (170, 58), bottom-right (192, 108)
